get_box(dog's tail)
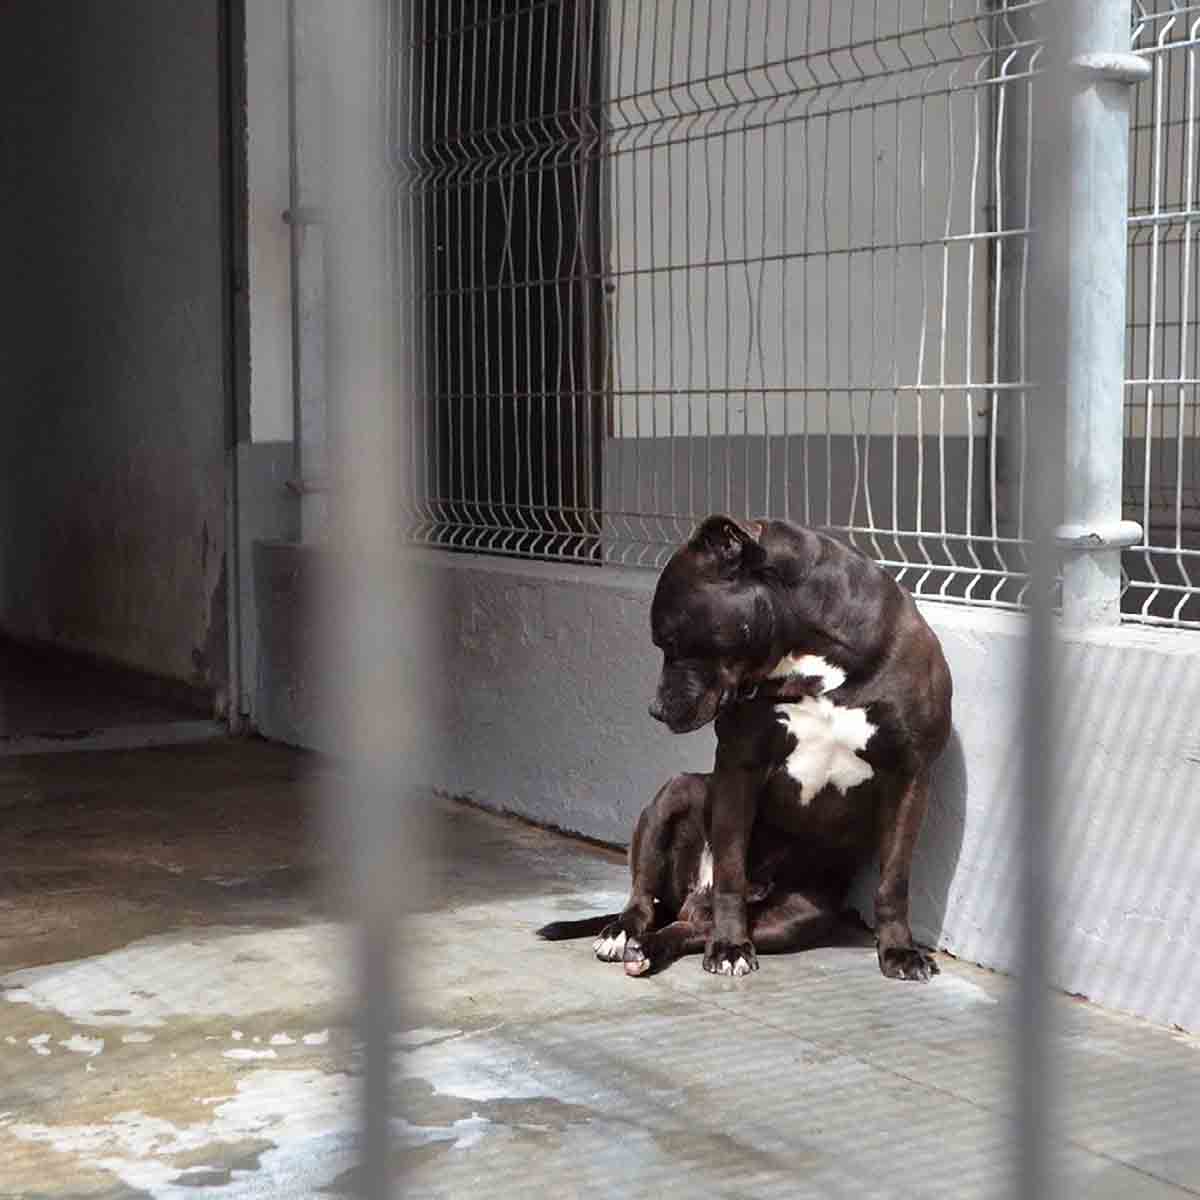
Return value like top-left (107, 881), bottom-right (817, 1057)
top-left (536, 914), bottom-right (619, 941)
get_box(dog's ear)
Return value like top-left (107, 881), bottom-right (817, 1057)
top-left (691, 515), bottom-right (766, 572)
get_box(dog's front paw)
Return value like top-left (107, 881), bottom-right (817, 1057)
top-left (878, 944), bottom-right (940, 982)
top-left (702, 940), bottom-right (758, 978)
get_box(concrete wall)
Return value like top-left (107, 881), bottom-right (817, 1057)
top-left (0, 3), bottom-right (230, 694)
top-left (254, 543), bottom-right (1200, 1032)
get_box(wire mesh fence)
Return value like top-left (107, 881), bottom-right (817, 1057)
top-left (1125, 1), bottom-right (1200, 627)
top-left (394, 0), bottom-right (1200, 628)
top-left (396, 0), bottom-right (608, 563)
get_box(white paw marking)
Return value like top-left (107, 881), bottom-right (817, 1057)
top-left (696, 844), bottom-right (714, 891)
top-left (774, 697), bottom-right (875, 801)
top-left (715, 956), bottom-right (752, 978)
top-left (767, 653), bottom-right (846, 694)
top-left (593, 930), bottom-right (628, 961)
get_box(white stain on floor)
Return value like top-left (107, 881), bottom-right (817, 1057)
top-left (59, 1035), bottom-right (104, 1057)
top-left (3, 1068), bottom-right (358, 1199)
top-left (2, 1044), bottom-right (533, 1199)
top-left (399, 1031), bottom-right (561, 1104)
top-left (397, 1113), bottom-right (494, 1153)
top-left (393, 1027), bottom-right (463, 1048)
top-left (0, 924), bottom-right (347, 1028)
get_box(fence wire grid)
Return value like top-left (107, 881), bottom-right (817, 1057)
top-left (394, 0), bottom-right (1200, 628)
top-left (1127, 1), bottom-right (1200, 626)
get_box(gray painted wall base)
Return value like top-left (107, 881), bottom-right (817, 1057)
top-left (253, 542), bottom-right (1200, 1032)
top-left (236, 442), bottom-right (300, 724)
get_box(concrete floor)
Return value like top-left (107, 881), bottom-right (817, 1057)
top-left (1, 741), bottom-right (1198, 1198)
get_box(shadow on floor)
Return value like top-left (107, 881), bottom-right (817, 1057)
top-left (0, 739), bottom-right (630, 972)
top-left (0, 635), bottom-right (223, 756)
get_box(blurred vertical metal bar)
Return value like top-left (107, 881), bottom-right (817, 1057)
top-left (1021, 0), bottom-right (1148, 1194)
top-left (1020, 3), bottom-right (1071, 1196)
top-left (321, 2), bottom-right (430, 1195)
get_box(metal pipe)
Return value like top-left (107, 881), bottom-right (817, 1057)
top-left (219, 0), bottom-right (246, 733)
top-left (285, 0), bottom-right (304, 532)
top-left (1057, 2), bottom-right (1149, 627)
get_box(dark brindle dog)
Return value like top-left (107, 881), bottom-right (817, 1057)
top-left (539, 515), bottom-right (952, 980)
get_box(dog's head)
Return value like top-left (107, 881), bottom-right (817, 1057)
top-left (648, 515), bottom-right (775, 733)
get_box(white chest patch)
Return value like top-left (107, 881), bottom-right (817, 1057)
top-left (774, 697), bottom-right (876, 802)
top-left (767, 652), bottom-right (847, 694)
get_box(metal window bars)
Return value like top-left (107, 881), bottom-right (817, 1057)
top-left (389, 1), bottom-right (1200, 630)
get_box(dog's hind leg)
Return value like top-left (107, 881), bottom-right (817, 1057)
top-left (621, 919), bottom-right (707, 976)
top-left (537, 773), bottom-right (708, 956)
top-left (591, 772), bottom-right (708, 962)
top-left (749, 891), bottom-right (842, 954)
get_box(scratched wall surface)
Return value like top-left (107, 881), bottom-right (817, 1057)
top-left (254, 544), bottom-right (1200, 1032)
top-left (0, 3), bottom-right (228, 695)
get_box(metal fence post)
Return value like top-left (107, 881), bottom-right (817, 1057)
top-left (1020, 6), bottom-right (1152, 1194)
top-left (320, 2), bottom-right (434, 1195)
top-left (1057, 0), bottom-right (1149, 628)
